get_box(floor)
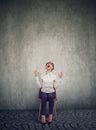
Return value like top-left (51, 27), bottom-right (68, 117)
top-left (0, 109), bottom-right (96, 130)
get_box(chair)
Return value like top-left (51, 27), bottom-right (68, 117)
top-left (38, 87), bottom-right (58, 121)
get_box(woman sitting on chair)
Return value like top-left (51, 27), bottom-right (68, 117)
top-left (34, 61), bottom-right (63, 125)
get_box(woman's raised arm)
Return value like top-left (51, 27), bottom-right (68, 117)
top-left (33, 70), bottom-right (41, 87)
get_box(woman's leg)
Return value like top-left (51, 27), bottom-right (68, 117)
top-left (48, 92), bottom-right (55, 122)
top-left (41, 92), bottom-right (47, 123)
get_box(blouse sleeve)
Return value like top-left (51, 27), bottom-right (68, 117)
top-left (35, 72), bottom-right (44, 88)
top-left (35, 76), bottom-right (42, 88)
top-left (53, 75), bottom-right (62, 89)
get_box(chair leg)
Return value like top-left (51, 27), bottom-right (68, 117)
top-left (53, 101), bottom-right (58, 121)
top-left (38, 102), bottom-right (41, 121)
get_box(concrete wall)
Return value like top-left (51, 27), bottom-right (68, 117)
top-left (0, 0), bottom-right (96, 109)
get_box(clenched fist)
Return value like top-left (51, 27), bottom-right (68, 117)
top-left (33, 70), bottom-right (39, 77)
top-left (58, 72), bottom-right (63, 78)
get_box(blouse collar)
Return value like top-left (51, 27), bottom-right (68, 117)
top-left (46, 71), bottom-right (53, 75)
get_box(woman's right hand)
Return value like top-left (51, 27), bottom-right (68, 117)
top-left (34, 70), bottom-right (39, 77)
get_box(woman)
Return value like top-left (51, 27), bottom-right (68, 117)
top-left (34, 61), bottom-right (63, 124)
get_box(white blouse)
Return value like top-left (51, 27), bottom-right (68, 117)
top-left (35, 71), bottom-right (62, 93)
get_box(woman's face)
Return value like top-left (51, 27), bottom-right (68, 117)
top-left (46, 63), bottom-right (53, 71)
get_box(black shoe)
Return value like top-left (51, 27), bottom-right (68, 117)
top-left (48, 121), bottom-right (52, 125)
top-left (42, 122), bottom-right (46, 125)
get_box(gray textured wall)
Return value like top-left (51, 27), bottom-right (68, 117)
top-left (0, 0), bottom-right (96, 109)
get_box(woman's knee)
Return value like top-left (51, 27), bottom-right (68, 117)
top-left (49, 92), bottom-right (55, 100)
top-left (41, 92), bottom-right (47, 101)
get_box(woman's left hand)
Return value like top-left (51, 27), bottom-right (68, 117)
top-left (58, 72), bottom-right (63, 78)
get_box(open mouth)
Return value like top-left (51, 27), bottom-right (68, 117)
top-left (47, 65), bottom-right (50, 68)
top-left (47, 64), bottom-right (50, 68)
